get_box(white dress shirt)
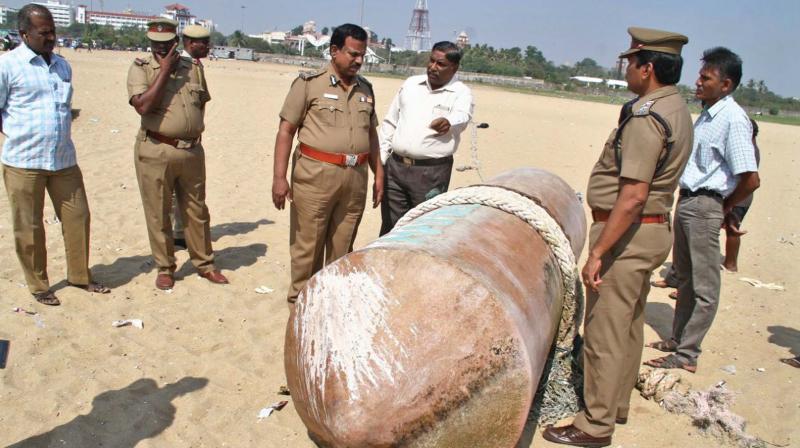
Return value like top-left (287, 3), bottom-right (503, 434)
top-left (679, 95), bottom-right (758, 197)
top-left (379, 74), bottom-right (473, 163)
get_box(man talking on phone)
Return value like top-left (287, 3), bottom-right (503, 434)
top-left (127, 18), bottom-right (228, 291)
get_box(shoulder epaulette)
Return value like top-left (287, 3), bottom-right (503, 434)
top-left (298, 69), bottom-right (325, 80)
top-left (356, 74), bottom-right (372, 88)
top-left (134, 57), bottom-right (148, 66)
top-left (634, 99), bottom-right (656, 116)
top-left (613, 97), bottom-right (675, 175)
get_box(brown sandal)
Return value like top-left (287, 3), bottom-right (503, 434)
top-left (644, 354), bottom-right (697, 373)
top-left (68, 282), bottom-right (111, 294)
top-left (646, 340), bottom-right (678, 352)
top-left (33, 291), bottom-right (61, 306)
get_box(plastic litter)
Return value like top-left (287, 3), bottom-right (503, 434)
top-left (255, 286), bottom-right (274, 294)
top-left (739, 277), bottom-right (785, 291)
top-left (257, 400), bottom-right (288, 420)
top-left (112, 319), bottom-right (144, 329)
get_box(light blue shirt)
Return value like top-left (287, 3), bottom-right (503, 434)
top-left (0, 43), bottom-right (76, 171)
top-left (678, 95), bottom-right (757, 198)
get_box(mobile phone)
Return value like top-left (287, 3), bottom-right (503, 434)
top-left (0, 340), bottom-right (9, 369)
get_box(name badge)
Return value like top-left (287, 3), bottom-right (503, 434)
top-left (324, 93), bottom-right (339, 100)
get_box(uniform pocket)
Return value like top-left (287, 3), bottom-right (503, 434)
top-left (314, 99), bottom-right (342, 127)
top-left (187, 82), bottom-right (210, 106)
top-left (356, 102), bottom-right (373, 128)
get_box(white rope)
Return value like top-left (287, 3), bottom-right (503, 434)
top-left (396, 185), bottom-right (583, 422)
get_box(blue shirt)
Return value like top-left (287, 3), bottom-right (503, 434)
top-left (678, 95), bottom-right (757, 197)
top-left (0, 44), bottom-right (76, 171)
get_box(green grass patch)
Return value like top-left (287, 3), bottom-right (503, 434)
top-left (750, 114), bottom-right (800, 126)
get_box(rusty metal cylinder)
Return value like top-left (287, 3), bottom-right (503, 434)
top-left (285, 168), bottom-right (586, 447)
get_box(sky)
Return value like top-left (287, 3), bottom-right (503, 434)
top-left (9, 0), bottom-right (799, 96)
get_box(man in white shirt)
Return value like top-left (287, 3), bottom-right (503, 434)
top-left (378, 41), bottom-right (473, 235)
top-left (645, 47), bottom-right (759, 372)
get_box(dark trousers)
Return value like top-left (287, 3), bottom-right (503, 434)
top-left (379, 155), bottom-right (453, 236)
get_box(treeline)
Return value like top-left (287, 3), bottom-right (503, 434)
top-left (384, 44), bottom-right (618, 84)
top-left (734, 80), bottom-right (800, 114)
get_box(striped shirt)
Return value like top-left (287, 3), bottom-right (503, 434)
top-left (679, 95), bottom-right (757, 197)
top-left (0, 44), bottom-right (76, 171)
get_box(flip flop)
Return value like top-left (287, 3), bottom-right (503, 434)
top-left (646, 340), bottom-right (677, 352)
top-left (780, 356), bottom-right (800, 368)
top-left (644, 354), bottom-right (697, 373)
top-left (651, 279), bottom-right (673, 288)
top-left (68, 282), bottom-right (111, 294)
top-left (33, 291), bottom-right (61, 306)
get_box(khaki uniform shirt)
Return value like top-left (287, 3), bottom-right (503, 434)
top-left (587, 85), bottom-right (693, 215)
top-left (126, 54), bottom-right (210, 140)
top-left (279, 64), bottom-right (377, 154)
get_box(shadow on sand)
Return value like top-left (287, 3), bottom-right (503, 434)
top-left (645, 302), bottom-right (675, 342)
top-left (89, 219), bottom-right (272, 288)
top-left (767, 325), bottom-right (800, 357)
top-left (8, 377), bottom-right (208, 448)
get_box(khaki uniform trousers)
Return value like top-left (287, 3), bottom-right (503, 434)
top-left (2, 164), bottom-right (92, 294)
top-left (573, 221), bottom-right (672, 438)
top-left (288, 151), bottom-right (368, 302)
top-left (134, 137), bottom-right (214, 275)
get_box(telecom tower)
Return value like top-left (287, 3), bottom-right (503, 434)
top-left (405, 0), bottom-right (431, 52)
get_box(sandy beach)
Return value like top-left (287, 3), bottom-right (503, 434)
top-left (0, 50), bottom-right (797, 447)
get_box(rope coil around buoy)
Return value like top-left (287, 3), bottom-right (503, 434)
top-left (395, 185), bottom-right (584, 423)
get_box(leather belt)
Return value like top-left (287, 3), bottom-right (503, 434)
top-left (146, 130), bottom-right (199, 149)
top-left (679, 188), bottom-right (723, 200)
top-left (299, 143), bottom-right (369, 167)
top-left (592, 210), bottom-right (669, 224)
top-left (391, 153), bottom-right (453, 167)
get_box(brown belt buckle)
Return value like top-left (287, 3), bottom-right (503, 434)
top-left (401, 156), bottom-right (414, 166)
top-left (344, 154), bottom-right (358, 167)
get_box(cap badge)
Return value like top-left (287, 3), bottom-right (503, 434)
top-left (157, 25), bottom-right (164, 32)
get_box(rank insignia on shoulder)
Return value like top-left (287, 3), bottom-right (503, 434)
top-left (134, 58), bottom-right (147, 66)
top-left (634, 100), bottom-right (655, 116)
top-left (298, 69), bottom-right (324, 80)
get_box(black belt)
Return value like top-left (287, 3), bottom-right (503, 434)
top-left (679, 188), bottom-right (723, 200)
top-left (391, 153), bottom-right (453, 167)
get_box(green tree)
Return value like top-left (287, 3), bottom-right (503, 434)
top-left (321, 27), bottom-right (329, 35)
top-left (291, 25), bottom-right (303, 36)
top-left (210, 30), bottom-right (226, 47)
top-left (228, 30), bottom-right (247, 47)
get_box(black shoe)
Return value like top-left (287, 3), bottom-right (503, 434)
top-left (174, 238), bottom-right (187, 250)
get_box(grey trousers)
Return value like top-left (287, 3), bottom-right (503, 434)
top-left (379, 155), bottom-right (453, 236)
top-left (671, 194), bottom-right (724, 362)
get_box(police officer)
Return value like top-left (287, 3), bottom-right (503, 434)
top-left (543, 27), bottom-right (693, 446)
top-left (171, 25), bottom-right (213, 250)
top-left (127, 19), bottom-right (228, 290)
top-left (272, 23), bottom-right (383, 304)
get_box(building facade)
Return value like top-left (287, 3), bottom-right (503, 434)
top-left (76, 5), bottom-right (160, 30)
top-left (32, 0), bottom-right (73, 27)
top-left (161, 3), bottom-right (194, 34)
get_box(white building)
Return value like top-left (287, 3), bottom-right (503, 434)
top-left (194, 18), bottom-right (214, 31)
top-left (76, 5), bottom-right (161, 30)
top-left (161, 3), bottom-right (194, 34)
top-left (0, 5), bottom-right (19, 25)
top-left (75, 4), bottom-right (213, 33)
top-left (32, 1), bottom-right (73, 27)
top-left (76, 6), bottom-right (161, 30)
top-left (250, 31), bottom-right (287, 45)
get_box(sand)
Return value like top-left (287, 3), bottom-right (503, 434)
top-left (0, 50), bottom-right (797, 447)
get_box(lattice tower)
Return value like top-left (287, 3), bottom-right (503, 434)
top-left (405, 0), bottom-right (431, 52)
